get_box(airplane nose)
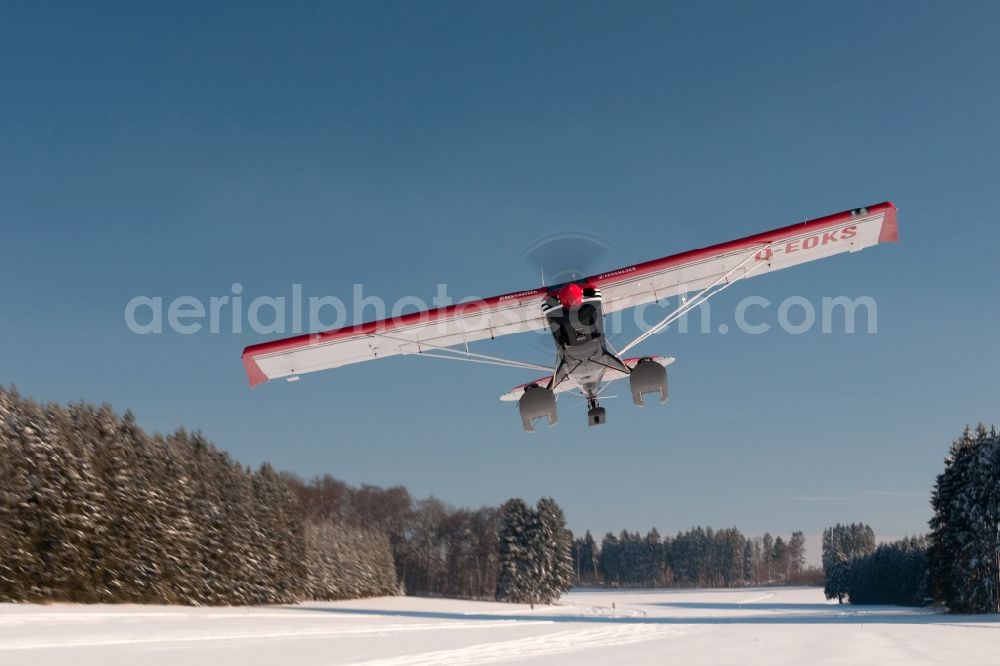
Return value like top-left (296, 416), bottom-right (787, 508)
top-left (558, 283), bottom-right (584, 309)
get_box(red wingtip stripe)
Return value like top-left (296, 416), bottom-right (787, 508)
top-left (878, 203), bottom-right (899, 243)
top-left (242, 349), bottom-right (269, 388)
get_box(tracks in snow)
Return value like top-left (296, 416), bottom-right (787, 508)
top-left (345, 624), bottom-right (699, 666)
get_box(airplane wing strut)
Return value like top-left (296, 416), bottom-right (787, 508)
top-left (617, 239), bottom-right (777, 356)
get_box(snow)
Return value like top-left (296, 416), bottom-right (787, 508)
top-left (2, 587), bottom-right (998, 665)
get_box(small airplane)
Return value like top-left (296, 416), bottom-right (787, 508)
top-left (243, 203), bottom-right (898, 431)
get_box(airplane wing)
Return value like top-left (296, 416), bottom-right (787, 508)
top-left (242, 285), bottom-right (554, 387)
top-left (242, 202), bottom-right (897, 386)
top-left (590, 202), bottom-right (898, 314)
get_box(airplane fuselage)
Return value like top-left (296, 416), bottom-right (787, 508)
top-left (542, 284), bottom-right (629, 402)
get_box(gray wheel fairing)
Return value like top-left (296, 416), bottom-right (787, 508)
top-left (518, 385), bottom-right (558, 432)
top-left (629, 359), bottom-right (669, 406)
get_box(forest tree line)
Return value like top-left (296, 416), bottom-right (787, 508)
top-left (11, 386), bottom-right (997, 613)
top-left (0, 387), bottom-right (305, 604)
top-left (571, 527), bottom-right (814, 588)
top-left (0, 386), bottom-right (815, 606)
top-left (0, 387), bottom-right (570, 605)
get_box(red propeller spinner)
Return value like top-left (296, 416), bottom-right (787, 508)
top-left (557, 283), bottom-right (584, 310)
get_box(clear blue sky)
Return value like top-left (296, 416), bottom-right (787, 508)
top-left (3, 1), bottom-right (999, 555)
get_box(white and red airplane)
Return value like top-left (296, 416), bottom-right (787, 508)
top-left (243, 203), bottom-right (898, 431)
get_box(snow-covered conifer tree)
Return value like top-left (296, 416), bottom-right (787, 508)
top-left (536, 497), bottom-right (574, 602)
top-left (929, 424), bottom-right (1000, 613)
top-left (495, 498), bottom-right (533, 603)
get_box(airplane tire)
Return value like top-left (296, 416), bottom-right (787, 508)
top-left (587, 406), bottom-right (607, 427)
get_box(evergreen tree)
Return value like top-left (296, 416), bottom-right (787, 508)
top-left (717, 528), bottom-right (745, 587)
top-left (573, 530), bottom-right (598, 583)
top-left (824, 553), bottom-right (850, 603)
top-left (0, 388), bottom-right (24, 599)
top-left (761, 533), bottom-right (774, 583)
top-left (787, 531), bottom-right (807, 579)
top-left (772, 536), bottom-right (788, 582)
top-left (536, 498), bottom-right (574, 602)
top-left (742, 540), bottom-right (754, 584)
top-left (928, 424), bottom-right (1000, 613)
top-left (599, 532), bottom-right (620, 585)
top-left (495, 498), bottom-right (535, 603)
top-left (643, 528), bottom-right (665, 586)
top-left (150, 430), bottom-right (202, 603)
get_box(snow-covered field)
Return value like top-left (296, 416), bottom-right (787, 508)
top-left (2, 587), bottom-right (997, 665)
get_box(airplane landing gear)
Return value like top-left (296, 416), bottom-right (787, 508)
top-left (518, 384), bottom-right (558, 432)
top-left (587, 397), bottom-right (606, 427)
